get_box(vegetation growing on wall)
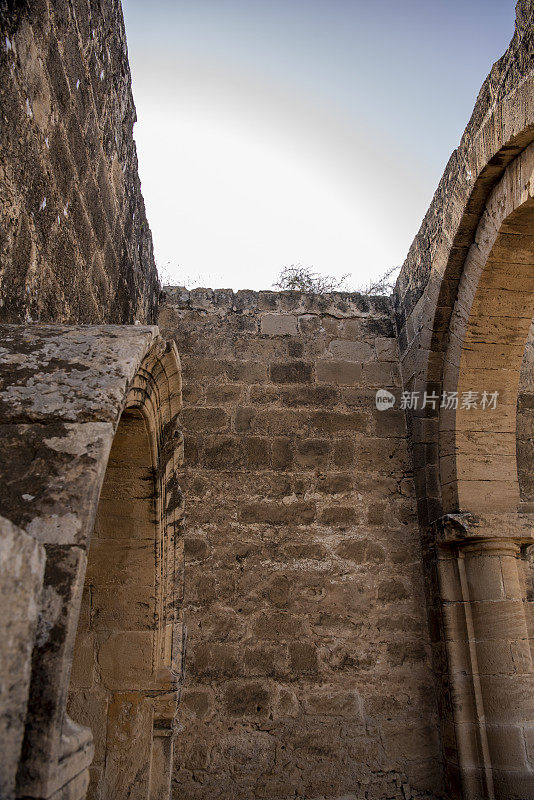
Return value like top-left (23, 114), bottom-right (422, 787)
top-left (273, 264), bottom-right (400, 296)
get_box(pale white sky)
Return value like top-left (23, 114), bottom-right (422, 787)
top-left (122, 0), bottom-right (516, 291)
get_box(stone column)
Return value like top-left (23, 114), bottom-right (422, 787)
top-left (149, 725), bottom-right (174, 800)
top-left (436, 514), bottom-right (534, 800)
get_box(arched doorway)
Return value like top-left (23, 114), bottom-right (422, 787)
top-left (1, 328), bottom-right (184, 800)
top-left (434, 141), bottom-right (534, 800)
top-left (68, 406), bottom-right (167, 799)
top-left (64, 339), bottom-right (186, 800)
top-left (418, 143), bottom-right (534, 800)
top-left (440, 142), bottom-right (534, 515)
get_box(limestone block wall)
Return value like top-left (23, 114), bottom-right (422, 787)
top-left (0, 0), bottom-right (159, 325)
top-left (159, 288), bottom-right (446, 800)
top-left (518, 320), bottom-right (534, 503)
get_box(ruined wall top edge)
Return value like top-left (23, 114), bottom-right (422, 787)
top-left (162, 286), bottom-right (393, 318)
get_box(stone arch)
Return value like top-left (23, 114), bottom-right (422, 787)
top-left (440, 142), bottom-right (534, 514)
top-left (396, 149), bottom-right (534, 800)
top-left (393, 7), bottom-right (534, 797)
top-left (0, 326), bottom-right (184, 800)
top-left (429, 144), bottom-right (534, 800)
top-left (68, 340), bottom-right (184, 800)
top-left (394, 3), bottom-right (534, 528)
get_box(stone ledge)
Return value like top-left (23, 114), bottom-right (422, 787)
top-left (434, 511), bottom-right (534, 546)
top-left (161, 286), bottom-right (393, 318)
top-left (0, 324), bottom-right (158, 424)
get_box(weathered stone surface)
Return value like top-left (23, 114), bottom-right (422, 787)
top-left (0, 324), bottom-right (157, 424)
top-left (160, 289), bottom-right (444, 800)
top-left (52, 716), bottom-right (94, 800)
top-left (0, 325), bottom-right (183, 800)
top-left (0, 0), bottom-right (159, 325)
top-left (260, 314), bottom-right (298, 336)
top-left (0, 516), bottom-right (45, 800)
top-left (328, 338), bottom-right (374, 361)
top-left (100, 693), bottom-right (153, 800)
top-left (270, 360), bottom-right (313, 383)
top-left (518, 320), bottom-right (534, 504)
top-left (18, 543), bottom-right (88, 797)
top-left (0, 421), bottom-right (114, 546)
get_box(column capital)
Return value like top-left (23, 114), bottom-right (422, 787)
top-left (433, 511), bottom-right (534, 549)
top-left (460, 539), bottom-right (521, 557)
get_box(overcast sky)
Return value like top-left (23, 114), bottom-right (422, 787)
top-left (121, 0), bottom-right (516, 291)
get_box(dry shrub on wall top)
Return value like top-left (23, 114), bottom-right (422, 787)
top-left (358, 264), bottom-right (401, 296)
top-left (274, 265), bottom-right (350, 293)
top-left (274, 264), bottom-right (400, 296)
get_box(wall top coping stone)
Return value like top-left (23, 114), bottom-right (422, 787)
top-left (161, 286), bottom-right (393, 318)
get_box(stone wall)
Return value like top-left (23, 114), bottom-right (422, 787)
top-left (159, 288), bottom-right (446, 800)
top-left (518, 320), bottom-right (534, 503)
top-left (0, 0), bottom-right (159, 324)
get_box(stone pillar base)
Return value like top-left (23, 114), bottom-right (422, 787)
top-left (435, 513), bottom-right (534, 800)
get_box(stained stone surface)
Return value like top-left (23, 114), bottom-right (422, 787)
top-left (0, 324), bottom-right (180, 800)
top-left (0, 422), bottom-right (114, 547)
top-left (160, 289), bottom-right (445, 800)
top-left (0, 324), bottom-right (157, 424)
top-left (0, 515), bottom-right (45, 800)
top-left (0, 0), bottom-right (159, 325)
top-left (0, 325), bottom-right (158, 547)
